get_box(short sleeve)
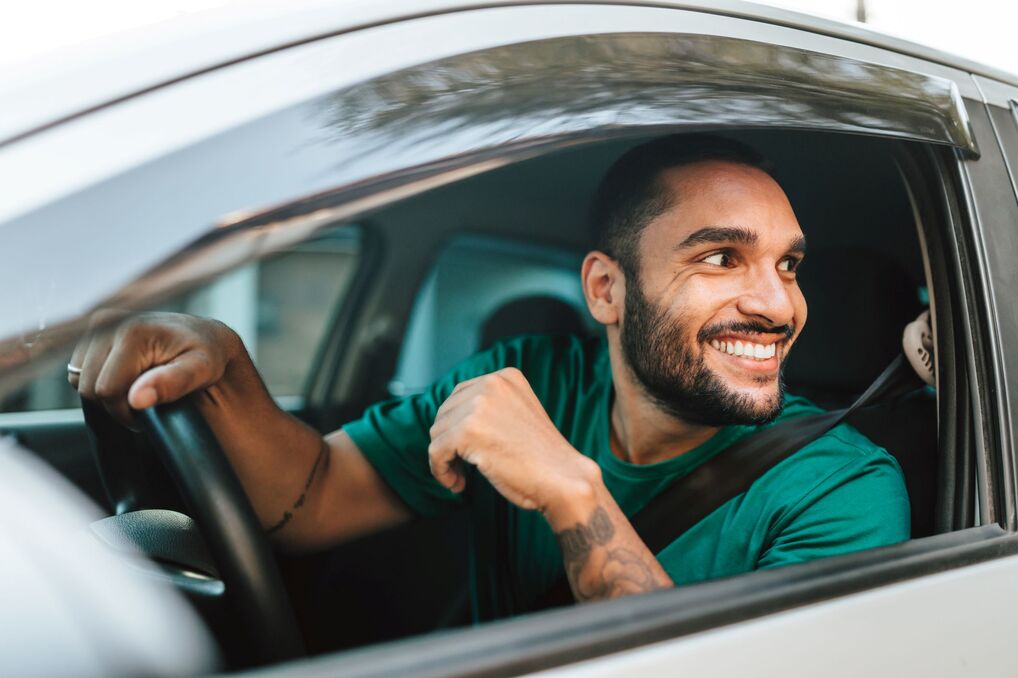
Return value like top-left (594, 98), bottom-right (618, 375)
top-left (757, 451), bottom-right (911, 569)
top-left (342, 340), bottom-right (522, 517)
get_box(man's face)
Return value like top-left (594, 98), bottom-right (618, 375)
top-left (619, 160), bottom-right (807, 426)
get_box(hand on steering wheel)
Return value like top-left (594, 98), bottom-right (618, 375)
top-left (138, 397), bottom-right (304, 663)
top-left (72, 312), bottom-right (304, 664)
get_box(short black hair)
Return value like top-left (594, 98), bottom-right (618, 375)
top-left (589, 134), bottom-right (776, 278)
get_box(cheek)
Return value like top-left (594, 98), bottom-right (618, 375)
top-left (662, 276), bottom-right (730, 315)
top-left (792, 285), bottom-right (807, 330)
top-left (662, 277), bottom-right (739, 335)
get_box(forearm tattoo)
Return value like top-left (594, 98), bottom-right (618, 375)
top-left (555, 506), bottom-right (660, 602)
top-left (265, 439), bottom-right (330, 535)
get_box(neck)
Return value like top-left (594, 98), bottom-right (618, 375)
top-left (606, 336), bottom-right (721, 466)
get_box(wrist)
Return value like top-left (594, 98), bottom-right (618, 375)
top-left (200, 322), bottom-right (276, 418)
top-left (540, 457), bottom-right (605, 529)
top-left (211, 319), bottom-right (246, 366)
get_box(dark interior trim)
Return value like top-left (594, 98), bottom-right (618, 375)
top-left (894, 143), bottom-right (973, 531)
top-left (272, 525), bottom-right (1010, 678)
top-left (305, 225), bottom-right (385, 422)
top-left (942, 103), bottom-right (1013, 529)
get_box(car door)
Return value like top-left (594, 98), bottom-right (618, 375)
top-left (2, 2), bottom-right (1018, 675)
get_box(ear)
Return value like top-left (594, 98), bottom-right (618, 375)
top-left (581, 251), bottom-right (624, 326)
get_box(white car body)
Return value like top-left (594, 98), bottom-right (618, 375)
top-left (2, 2), bottom-right (1018, 675)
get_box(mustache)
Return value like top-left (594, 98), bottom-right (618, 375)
top-left (696, 320), bottom-right (794, 343)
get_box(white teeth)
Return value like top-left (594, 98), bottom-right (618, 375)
top-left (711, 339), bottom-right (779, 361)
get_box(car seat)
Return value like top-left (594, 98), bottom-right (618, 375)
top-left (784, 247), bottom-right (937, 537)
top-left (478, 294), bottom-right (590, 350)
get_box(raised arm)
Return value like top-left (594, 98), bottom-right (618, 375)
top-left (427, 366), bottom-right (672, 602)
top-left (70, 312), bottom-right (410, 552)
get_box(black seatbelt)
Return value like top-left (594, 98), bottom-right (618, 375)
top-left (533, 353), bottom-right (922, 611)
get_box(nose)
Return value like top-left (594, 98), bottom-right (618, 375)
top-left (736, 264), bottom-right (797, 327)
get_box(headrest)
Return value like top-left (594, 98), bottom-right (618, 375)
top-left (784, 247), bottom-right (922, 399)
top-left (478, 295), bottom-right (589, 350)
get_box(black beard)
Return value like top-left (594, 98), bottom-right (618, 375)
top-left (619, 276), bottom-right (791, 427)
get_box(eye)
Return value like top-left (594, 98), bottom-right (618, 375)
top-left (702, 252), bottom-right (732, 267)
top-left (778, 256), bottom-right (802, 273)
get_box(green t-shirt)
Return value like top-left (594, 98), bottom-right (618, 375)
top-left (343, 334), bottom-right (910, 619)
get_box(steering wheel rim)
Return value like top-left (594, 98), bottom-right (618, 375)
top-left (137, 397), bottom-right (305, 664)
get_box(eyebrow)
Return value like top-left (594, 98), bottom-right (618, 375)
top-left (673, 226), bottom-right (757, 251)
top-left (673, 226), bottom-right (807, 255)
top-left (788, 234), bottom-right (807, 255)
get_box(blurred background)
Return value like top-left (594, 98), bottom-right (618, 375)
top-left (772, 0), bottom-right (1018, 75)
top-left (3, 0), bottom-right (1018, 77)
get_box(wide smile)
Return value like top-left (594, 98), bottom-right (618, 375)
top-left (708, 336), bottom-right (782, 374)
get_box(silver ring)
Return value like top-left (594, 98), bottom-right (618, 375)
top-left (67, 363), bottom-right (83, 376)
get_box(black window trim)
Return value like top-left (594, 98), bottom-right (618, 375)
top-left (303, 224), bottom-right (386, 427)
top-left (948, 100), bottom-right (1017, 530)
top-left (896, 142), bottom-right (977, 531)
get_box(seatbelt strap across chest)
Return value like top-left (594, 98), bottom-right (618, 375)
top-left (533, 353), bottom-right (920, 611)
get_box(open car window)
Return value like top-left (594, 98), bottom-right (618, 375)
top-left (3, 3), bottom-right (1018, 675)
top-left (392, 234), bottom-right (595, 396)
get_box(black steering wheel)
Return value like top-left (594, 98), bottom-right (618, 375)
top-left (87, 396), bottom-right (304, 664)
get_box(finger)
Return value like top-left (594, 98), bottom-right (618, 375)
top-left (68, 309), bottom-right (130, 386)
top-left (428, 433), bottom-right (467, 493)
top-left (67, 340), bottom-right (89, 389)
top-left (434, 373), bottom-right (498, 424)
top-left (75, 334), bottom-right (114, 400)
top-left (447, 374), bottom-right (485, 398)
top-left (94, 341), bottom-right (148, 426)
top-left (127, 349), bottom-right (222, 410)
top-left (429, 401), bottom-right (471, 444)
top-left (496, 366), bottom-right (538, 401)
top-left (430, 384), bottom-right (477, 433)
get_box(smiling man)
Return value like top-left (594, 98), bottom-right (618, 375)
top-left (71, 134), bottom-right (909, 619)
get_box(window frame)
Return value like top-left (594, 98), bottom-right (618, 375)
top-left (0, 3), bottom-right (982, 388)
top-left (3, 5), bottom-right (1016, 673)
top-left (301, 136), bottom-right (1006, 675)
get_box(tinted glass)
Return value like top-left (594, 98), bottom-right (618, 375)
top-left (0, 224), bottom-right (359, 412)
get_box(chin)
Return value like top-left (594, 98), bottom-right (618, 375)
top-left (719, 381), bottom-right (785, 425)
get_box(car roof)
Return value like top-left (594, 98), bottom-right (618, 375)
top-left (3, 0), bottom-right (1017, 148)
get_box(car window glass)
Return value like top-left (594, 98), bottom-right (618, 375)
top-left (0, 224), bottom-right (360, 412)
top-left (390, 234), bottom-right (597, 396)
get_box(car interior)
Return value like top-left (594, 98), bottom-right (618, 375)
top-left (0, 127), bottom-right (956, 667)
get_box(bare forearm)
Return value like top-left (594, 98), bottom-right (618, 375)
top-left (546, 481), bottom-right (672, 602)
top-left (192, 333), bottom-right (409, 550)
top-left (69, 312), bottom-right (405, 551)
top-left (192, 341), bottom-right (330, 544)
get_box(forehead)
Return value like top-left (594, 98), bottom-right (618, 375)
top-left (645, 160), bottom-right (802, 247)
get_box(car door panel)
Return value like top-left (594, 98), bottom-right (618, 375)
top-left (253, 526), bottom-right (1016, 676)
